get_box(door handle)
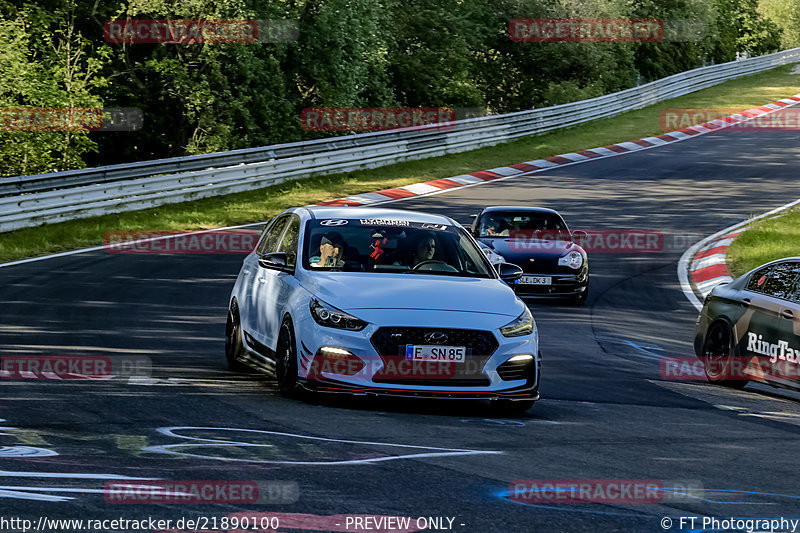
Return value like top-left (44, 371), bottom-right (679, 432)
top-left (741, 297), bottom-right (750, 306)
top-left (257, 277), bottom-right (268, 283)
top-left (782, 309), bottom-right (794, 320)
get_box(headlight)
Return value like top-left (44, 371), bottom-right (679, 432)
top-left (500, 307), bottom-right (535, 337)
top-left (558, 250), bottom-right (584, 269)
top-left (309, 299), bottom-right (367, 331)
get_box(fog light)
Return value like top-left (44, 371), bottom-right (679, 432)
top-left (310, 347), bottom-right (365, 377)
top-left (318, 346), bottom-right (352, 357)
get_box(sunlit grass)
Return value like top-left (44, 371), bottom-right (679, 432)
top-left (727, 207), bottom-right (800, 277)
top-left (2, 64), bottom-right (799, 263)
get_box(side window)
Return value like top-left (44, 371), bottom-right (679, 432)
top-left (764, 262), bottom-right (800, 301)
top-left (276, 216), bottom-right (301, 267)
top-left (748, 262), bottom-right (800, 301)
top-left (746, 266), bottom-right (772, 294)
top-left (257, 215), bottom-right (289, 256)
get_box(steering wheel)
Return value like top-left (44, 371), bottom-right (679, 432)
top-left (411, 260), bottom-right (457, 272)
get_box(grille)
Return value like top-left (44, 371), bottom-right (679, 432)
top-left (497, 358), bottom-right (533, 381)
top-left (371, 327), bottom-right (498, 386)
top-left (520, 258), bottom-right (560, 274)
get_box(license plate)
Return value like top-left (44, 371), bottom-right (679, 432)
top-left (405, 345), bottom-right (466, 362)
top-left (518, 275), bottom-right (551, 285)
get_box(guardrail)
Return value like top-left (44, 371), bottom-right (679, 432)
top-left (2, 47), bottom-right (799, 232)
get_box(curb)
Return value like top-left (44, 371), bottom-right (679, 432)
top-left (679, 198), bottom-right (800, 311)
top-left (316, 95), bottom-right (800, 207)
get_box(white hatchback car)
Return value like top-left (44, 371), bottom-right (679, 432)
top-left (225, 207), bottom-right (541, 411)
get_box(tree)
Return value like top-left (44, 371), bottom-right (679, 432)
top-left (0, 1), bottom-right (107, 177)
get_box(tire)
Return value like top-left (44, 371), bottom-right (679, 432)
top-left (225, 301), bottom-right (248, 371)
top-left (490, 399), bottom-right (535, 415)
top-left (275, 318), bottom-right (300, 397)
top-left (702, 321), bottom-right (747, 389)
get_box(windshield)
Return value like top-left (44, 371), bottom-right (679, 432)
top-left (478, 211), bottom-right (569, 239)
top-left (304, 218), bottom-right (495, 277)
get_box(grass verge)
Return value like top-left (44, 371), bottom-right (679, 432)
top-left (2, 64), bottom-right (800, 263)
top-left (727, 207), bottom-right (800, 277)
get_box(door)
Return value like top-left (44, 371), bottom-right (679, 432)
top-left (242, 215), bottom-right (290, 347)
top-left (768, 263), bottom-right (800, 382)
top-left (253, 215), bottom-right (300, 352)
top-left (737, 261), bottom-right (800, 381)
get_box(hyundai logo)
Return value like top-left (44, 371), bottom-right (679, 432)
top-left (320, 219), bottom-right (348, 226)
top-left (424, 332), bottom-right (449, 344)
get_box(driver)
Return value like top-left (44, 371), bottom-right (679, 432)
top-left (311, 232), bottom-right (345, 268)
top-left (483, 218), bottom-right (509, 237)
top-left (411, 232), bottom-right (437, 266)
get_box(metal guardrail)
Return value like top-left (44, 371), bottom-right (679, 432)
top-left (2, 47), bottom-right (799, 232)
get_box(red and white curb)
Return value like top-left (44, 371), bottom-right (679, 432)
top-left (679, 198), bottom-right (800, 311)
top-left (316, 95), bottom-right (800, 208)
top-left (689, 230), bottom-right (745, 296)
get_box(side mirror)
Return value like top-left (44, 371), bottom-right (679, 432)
top-left (259, 252), bottom-right (290, 270)
top-left (571, 229), bottom-right (588, 240)
top-left (497, 262), bottom-right (523, 283)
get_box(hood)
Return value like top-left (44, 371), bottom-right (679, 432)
top-left (298, 271), bottom-right (523, 317)
top-left (479, 237), bottom-right (581, 262)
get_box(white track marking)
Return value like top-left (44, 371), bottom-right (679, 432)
top-left (0, 489), bottom-right (71, 502)
top-left (144, 426), bottom-right (502, 466)
top-left (0, 446), bottom-right (58, 458)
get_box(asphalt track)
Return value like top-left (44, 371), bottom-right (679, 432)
top-left (3, 110), bottom-right (800, 533)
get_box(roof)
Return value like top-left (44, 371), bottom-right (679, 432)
top-left (480, 206), bottom-right (560, 215)
top-left (303, 206), bottom-right (456, 225)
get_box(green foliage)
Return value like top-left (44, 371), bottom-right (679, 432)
top-left (0, 0), bottom-right (791, 175)
top-left (0, 1), bottom-right (107, 177)
top-left (759, 0), bottom-right (800, 49)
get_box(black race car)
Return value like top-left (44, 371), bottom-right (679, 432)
top-left (470, 206), bottom-right (589, 304)
top-left (694, 257), bottom-right (800, 390)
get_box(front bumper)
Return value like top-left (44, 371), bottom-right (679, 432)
top-left (299, 377), bottom-right (539, 400)
top-left (295, 309), bottom-right (540, 400)
top-left (511, 272), bottom-right (588, 299)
